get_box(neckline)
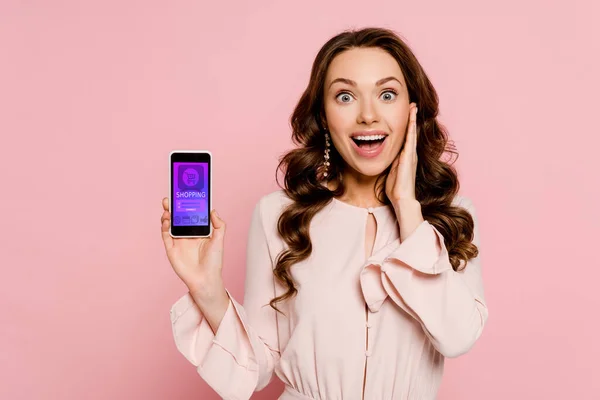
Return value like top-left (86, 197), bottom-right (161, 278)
top-left (332, 197), bottom-right (391, 212)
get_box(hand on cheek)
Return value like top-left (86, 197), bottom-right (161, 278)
top-left (385, 102), bottom-right (418, 203)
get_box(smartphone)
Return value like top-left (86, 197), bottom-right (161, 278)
top-left (169, 150), bottom-right (212, 238)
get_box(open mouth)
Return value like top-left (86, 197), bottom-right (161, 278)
top-left (351, 135), bottom-right (387, 150)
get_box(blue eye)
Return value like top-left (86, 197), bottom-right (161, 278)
top-left (336, 92), bottom-right (353, 103)
top-left (381, 90), bottom-right (397, 101)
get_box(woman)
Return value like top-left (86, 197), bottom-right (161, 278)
top-left (161, 27), bottom-right (488, 400)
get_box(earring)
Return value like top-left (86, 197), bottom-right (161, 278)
top-left (323, 131), bottom-right (331, 178)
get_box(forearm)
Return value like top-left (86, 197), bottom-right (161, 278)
top-left (171, 279), bottom-right (277, 399)
top-left (190, 279), bottom-right (231, 335)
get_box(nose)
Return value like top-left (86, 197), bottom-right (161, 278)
top-left (357, 99), bottom-right (379, 125)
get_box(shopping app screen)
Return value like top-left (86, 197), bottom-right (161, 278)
top-left (172, 162), bottom-right (209, 226)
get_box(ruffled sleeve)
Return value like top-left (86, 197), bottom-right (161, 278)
top-left (169, 198), bottom-right (280, 399)
top-left (359, 196), bottom-right (489, 358)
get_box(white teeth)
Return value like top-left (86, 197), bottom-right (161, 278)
top-left (353, 134), bottom-right (386, 141)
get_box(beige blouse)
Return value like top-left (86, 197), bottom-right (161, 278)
top-left (169, 189), bottom-right (488, 399)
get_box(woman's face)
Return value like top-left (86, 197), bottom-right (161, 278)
top-left (323, 47), bottom-right (416, 178)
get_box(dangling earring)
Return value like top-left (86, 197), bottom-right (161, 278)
top-left (323, 131), bottom-right (331, 178)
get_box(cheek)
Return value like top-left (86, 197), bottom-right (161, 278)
top-left (329, 116), bottom-right (353, 133)
top-left (329, 133), bottom-right (348, 152)
top-left (388, 114), bottom-right (410, 151)
top-left (389, 121), bottom-right (410, 149)
top-left (384, 108), bottom-right (409, 131)
top-left (326, 103), bottom-right (356, 128)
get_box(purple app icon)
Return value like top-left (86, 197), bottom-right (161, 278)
top-left (177, 164), bottom-right (204, 191)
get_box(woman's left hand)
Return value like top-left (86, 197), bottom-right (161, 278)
top-left (385, 102), bottom-right (419, 204)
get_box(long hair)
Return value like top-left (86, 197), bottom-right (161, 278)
top-left (270, 27), bottom-right (478, 314)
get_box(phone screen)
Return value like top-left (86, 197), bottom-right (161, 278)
top-left (172, 161), bottom-right (209, 227)
top-left (169, 151), bottom-right (211, 237)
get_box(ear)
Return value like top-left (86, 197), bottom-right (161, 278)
top-left (319, 115), bottom-right (328, 131)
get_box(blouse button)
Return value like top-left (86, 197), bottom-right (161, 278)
top-left (367, 207), bottom-right (374, 214)
top-left (365, 350), bottom-right (372, 357)
top-left (366, 322), bottom-right (373, 329)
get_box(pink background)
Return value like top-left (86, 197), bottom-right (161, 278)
top-left (1, 1), bottom-right (598, 399)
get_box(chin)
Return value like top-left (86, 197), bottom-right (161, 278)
top-left (348, 160), bottom-right (389, 178)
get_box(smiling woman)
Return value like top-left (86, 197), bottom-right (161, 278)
top-left (274, 32), bottom-right (479, 309)
top-left (164, 26), bottom-right (488, 400)
top-left (325, 57), bottom-right (409, 164)
top-left (327, 73), bottom-right (402, 158)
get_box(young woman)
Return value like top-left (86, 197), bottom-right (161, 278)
top-left (161, 27), bottom-right (488, 400)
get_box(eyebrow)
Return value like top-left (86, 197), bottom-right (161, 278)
top-left (328, 76), bottom-right (402, 89)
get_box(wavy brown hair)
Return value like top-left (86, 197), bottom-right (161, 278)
top-left (269, 27), bottom-right (479, 314)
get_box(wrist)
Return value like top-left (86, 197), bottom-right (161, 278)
top-left (393, 199), bottom-right (425, 242)
top-left (392, 198), bottom-right (421, 214)
top-left (189, 280), bottom-right (231, 335)
top-left (189, 278), bottom-right (228, 306)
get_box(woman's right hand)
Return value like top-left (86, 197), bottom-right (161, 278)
top-left (160, 197), bottom-right (227, 299)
